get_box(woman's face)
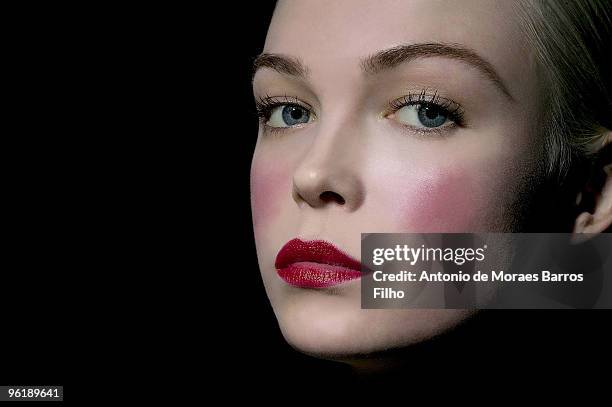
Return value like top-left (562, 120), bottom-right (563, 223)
top-left (251, 0), bottom-right (545, 360)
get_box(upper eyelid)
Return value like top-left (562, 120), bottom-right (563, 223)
top-left (389, 93), bottom-right (464, 116)
top-left (255, 95), bottom-right (314, 110)
top-left (389, 92), bottom-right (462, 108)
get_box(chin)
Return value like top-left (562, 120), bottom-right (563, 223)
top-left (273, 294), bottom-right (474, 361)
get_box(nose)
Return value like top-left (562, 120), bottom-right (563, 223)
top-left (292, 125), bottom-right (364, 211)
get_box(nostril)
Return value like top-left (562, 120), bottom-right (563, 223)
top-left (319, 191), bottom-right (346, 205)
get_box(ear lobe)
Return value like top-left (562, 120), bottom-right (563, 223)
top-left (573, 207), bottom-right (612, 234)
top-left (572, 137), bottom-right (612, 236)
top-left (573, 212), bottom-right (592, 233)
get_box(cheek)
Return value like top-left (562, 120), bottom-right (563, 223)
top-left (392, 169), bottom-right (487, 232)
top-left (250, 159), bottom-right (291, 230)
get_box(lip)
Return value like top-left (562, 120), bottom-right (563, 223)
top-left (275, 238), bottom-right (365, 288)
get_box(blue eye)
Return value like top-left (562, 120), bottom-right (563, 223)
top-left (387, 92), bottom-right (464, 132)
top-left (267, 105), bottom-right (311, 127)
top-left (417, 104), bottom-right (448, 127)
top-left (393, 103), bottom-right (450, 128)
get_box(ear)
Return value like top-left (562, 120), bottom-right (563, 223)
top-left (573, 132), bottom-right (612, 235)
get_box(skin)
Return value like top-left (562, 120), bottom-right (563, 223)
top-left (250, 0), bottom-right (549, 363)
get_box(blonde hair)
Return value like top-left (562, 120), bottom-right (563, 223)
top-left (515, 0), bottom-right (612, 181)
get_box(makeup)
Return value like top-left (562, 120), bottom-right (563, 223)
top-left (275, 238), bottom-right (364, 288)
top-left (393, 168), bottom-right (483, 233)
top-left (250, 159), bottom-right (289, 229)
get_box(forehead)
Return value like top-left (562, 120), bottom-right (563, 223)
top-left (265, 0), bottom-right (531, 87)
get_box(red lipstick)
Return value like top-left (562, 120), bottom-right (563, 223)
top-left (275, 238), bottom-right (364, 288)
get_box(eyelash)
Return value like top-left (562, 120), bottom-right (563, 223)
top-left (254, 90), bottom-right (465, 134)
top-left (388, 89), bottom-right (465, 127)
top-left (255, 95), bottom-right (313, 129)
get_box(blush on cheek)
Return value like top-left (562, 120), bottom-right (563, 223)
top-left (397, 169), bottom-right (484, 232)
top-left (250, 160), bottom-right (291, 230)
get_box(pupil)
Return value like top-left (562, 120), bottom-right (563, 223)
top-left (290, 108), bottom-right (302, 120)
top-left (425, 106), bottom-right (439, 119)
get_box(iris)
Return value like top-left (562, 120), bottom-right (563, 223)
top-left (281, 105), bottom-right (310, 126)
top-left (417, 104), bottom-right (448, 127)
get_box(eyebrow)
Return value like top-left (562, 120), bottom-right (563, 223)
top-left (362, 43), bottom-right (513, 101)
top-left (252, 53), bottom-right (309, 79)
top-left (253, 42), bottom-right (514, 101)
